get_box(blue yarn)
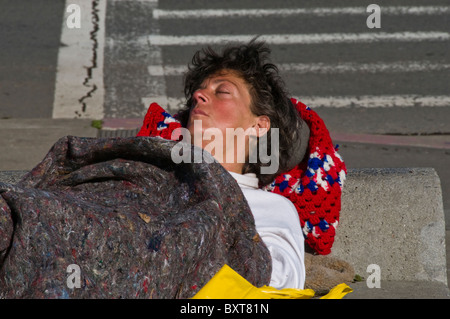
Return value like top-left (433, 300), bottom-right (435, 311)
top-left (157, 112), bottom-right (175, 130)
top-left (336, 175), bottom-right (343, 187)
top-left (307, 180), bottom-right (318, 192)
top-left (157, 121), bottom-right (168, 130)
top-left (326, 174), bottom-right (335, 186)
top-left (161, 111), bottom-right (172, 118)
top-left (318, 219), bottom-right (329, 231)
top-left (308, 157), bottom-right (323, 170)
top-left (279, 180), bottom-right (289, 192)
top-left (306, 169), bottom-right (315, 178)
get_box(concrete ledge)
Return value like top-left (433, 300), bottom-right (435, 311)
top-left (1, 168), bottom-right (448, 296)
top-left (345, 280), bottom-right (450, 299)
top-left (332, 167), bottom-right (447, 286)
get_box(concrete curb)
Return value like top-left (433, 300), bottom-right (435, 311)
top-left (332, 167), bottom-right (447, 285)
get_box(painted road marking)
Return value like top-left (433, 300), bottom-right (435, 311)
top-left (53, 0), bottom-right (106, 119)
top-left (296, 95), bottom-right (450, 108)
top-left (153, 6), bottom-right (450, 19)
top-left (148, 61), bottom-right (450, 76)
top-left (148, 32), bottom-right (450, 46)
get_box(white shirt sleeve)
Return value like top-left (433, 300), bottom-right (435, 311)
top-left (241, 188), bottom-right (306, 290)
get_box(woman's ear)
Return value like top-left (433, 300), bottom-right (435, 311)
top-left (254, 115), bottom-right (271, 137)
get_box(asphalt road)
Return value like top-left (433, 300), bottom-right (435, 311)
top-left (1, 1), bottom-right (449, 123)
top-left (0, 0), bottom-right (65, 118)
top-left (0, 0), bottom-right (449, 223)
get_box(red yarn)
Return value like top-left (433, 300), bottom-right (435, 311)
top-left (136, 103), bottom-right (182, 140)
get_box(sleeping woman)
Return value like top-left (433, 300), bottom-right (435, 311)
top-left (175, 39), bottom-right (310, 289)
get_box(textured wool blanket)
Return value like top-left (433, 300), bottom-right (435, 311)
top-left (0, 136), bottom-right (271, 298)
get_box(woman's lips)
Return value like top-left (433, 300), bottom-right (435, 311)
top-left (191, 108), bottom-right (208, 117)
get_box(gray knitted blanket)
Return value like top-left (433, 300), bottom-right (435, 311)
top-left (0, 136), bottom-right (271, 298)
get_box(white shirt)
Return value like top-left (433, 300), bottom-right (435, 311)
top-left (229, 172), bottom-right (306, 290)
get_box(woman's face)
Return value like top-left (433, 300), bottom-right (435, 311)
top-left (186, 70), bottom-right (268, 172)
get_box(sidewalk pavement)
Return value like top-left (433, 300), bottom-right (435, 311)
top-left (0, 117), bottom-right (449, 299)
top-left (0, 118), bottom-right (98, 171)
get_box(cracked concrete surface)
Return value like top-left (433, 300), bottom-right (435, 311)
top-left (77, 0), bottom-right (100, 116)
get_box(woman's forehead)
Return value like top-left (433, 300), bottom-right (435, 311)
top-left (203, 69), bottom-right (250, 89)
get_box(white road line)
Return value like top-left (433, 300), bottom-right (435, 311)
top-left (153, 6), bottom-right (450, 19)
top-left (142, 95), bottom-right (450, 112)
top-left (297, 95), bottom-right (450, 108)
top-left (148, 32), bottom-right (450, 46)
top-left (148, 65), bottom-right (185, 76)
top-left (279, 62), bottom-right (450, 74)
top-left (148, 61), bottom-right (450, 76)
top-left (53, 0), bottom-right (106, 119)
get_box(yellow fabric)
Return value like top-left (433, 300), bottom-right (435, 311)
top-left (192, 264), bottom-right (352, 299)
top-left (319, 283), bottom-right (354, 299)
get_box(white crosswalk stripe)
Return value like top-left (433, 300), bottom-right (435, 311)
top-left (297, 95), bottom-right (450, 108)
top-left (153, 6), bottom-right (450, 19)
top-left (148, 32), bottom-right (450, 46)
top-left (148, 61), bottom-right (450, 76)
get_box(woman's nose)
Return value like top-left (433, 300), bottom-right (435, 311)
top-left (193, 89), bottom-right (208, 104)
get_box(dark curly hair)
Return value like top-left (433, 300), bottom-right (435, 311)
top-left (176, 39), bottom-right (308, 186)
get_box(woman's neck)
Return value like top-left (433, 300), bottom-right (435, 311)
top-left (220, 162), bottom-right (244, 175)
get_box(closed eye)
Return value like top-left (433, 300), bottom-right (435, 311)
top-left (216, 85), bottom-right (231, 95)
top-left (215, 81), bottom-right (236, 96)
